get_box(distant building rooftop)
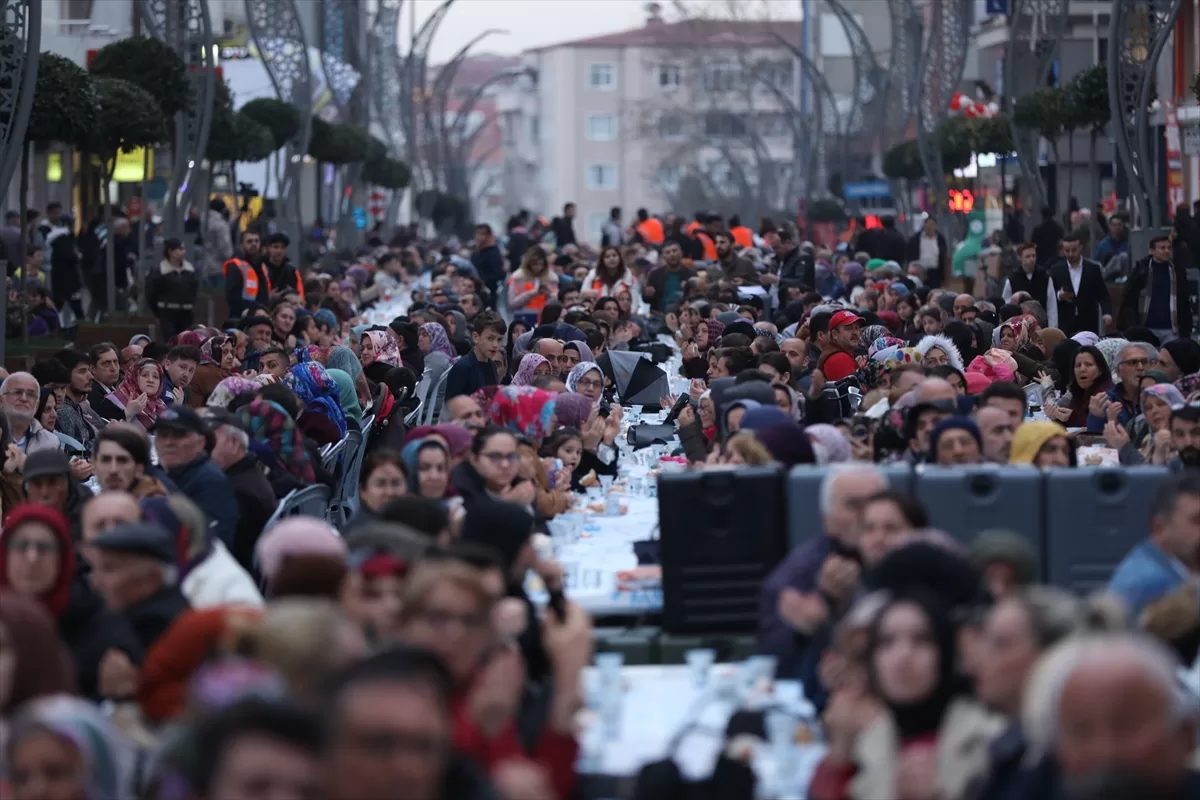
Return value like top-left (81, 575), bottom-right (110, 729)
top-left (530, 18), bottom-right (802, 52)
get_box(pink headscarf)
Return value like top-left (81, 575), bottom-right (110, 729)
top-left (512, 353), bottom-right (550, 386)
top-left (254, 516), bottom-right (347, 583)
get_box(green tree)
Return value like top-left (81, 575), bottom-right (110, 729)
top-left (973, 115), bottom-right (1014, 155)
top-left (1065, 64), bottom-right (1110, 240)
top-left (88, 36), bottom-right (189, 117)
top-left (27, 53), bottom-right (98, 149)
top-left (808, 197), bottom-right (846, 223)
top-left (938, 115), bottom-right (975, 172)
top-left (240, 98), bottom-right (302, 151)
top-left (882, 140), bottom-right (925, 182)
top-left (364, 156), bottom-right (411, 190)
top-left (1013, 86), bottom-right (1066, 182)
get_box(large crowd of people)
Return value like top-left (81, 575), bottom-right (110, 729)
top-left (0, 197), bottom-right (1198, 799)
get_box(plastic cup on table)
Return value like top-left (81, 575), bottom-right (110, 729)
top-left (686, 648), bottom-right (716, 689)
top-left (599, 474), bottom-right (614, 492)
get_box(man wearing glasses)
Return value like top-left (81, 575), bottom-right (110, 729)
top-left (1087, 343), bottom-right (1151, 433)
top-left (1, 371), bottom-right (61, 456)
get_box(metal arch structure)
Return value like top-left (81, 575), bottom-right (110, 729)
top-left (400, 0), bottom-right (456, 198)
top-left (914, 0), bottom-right (971, 239)
top-left (139, 0), bottom-right (215, 237)
top-left (0, 0), bottom-right (40, 203)
top-left (371, 0), bottom-right (404, 155)
top-left (824, 0), bottom-right (887, 207)
top-left (883, 0), bottom-right (921, 151)
top-left (774, 33), bottom-right (845, 202)
top-left (320, 0), bottom-right (359, 119)
top-left (1109, 0), bottom-right (1183, 230)
top-left (0, 0), bottom-right (40, 363)
top-left (245, 0), bottom-right (313, 263)
top-left (1004, 0), bottom-right (1068, 217)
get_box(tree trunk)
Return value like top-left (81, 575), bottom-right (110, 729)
top-left (104, 162), bottom-right (116, 315)
top-left (1089, 129), bottom-right (1102, 247)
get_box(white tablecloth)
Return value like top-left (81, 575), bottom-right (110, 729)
top-left (578, 665), bottom-right (825, 798)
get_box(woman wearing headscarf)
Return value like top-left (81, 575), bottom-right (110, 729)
top-left (1108, 383), bottom-right (1187, 466)
top-left (284, 361), bottom-right (349, 441)
top-left (141, 494), bottom-right (263, 610)
top-left (1, 504), bottom-right (142, 700)
top-left (565, 361), bottom-right (606, 400)
top-left (97, 358), bottom-right (168, 430)
top-left (361, 329), bottom-right (403, 370)
top-left (808, 589), bottom-right (1002, 800)
top-left (254, 516), bottom-right (348, 596)
top-left (511, 353), bottom-right (552, 387)
top-left (205, 374), bottom-right (260, 409)
top-left (1010, 420), bottom-right (1077, 467)
top-left (1094, 336), bottom-right (1130, 374)
top-left (401, 437), bottom-right (452, 500)
top-left (328, 367), bottom-right (364, 424)
top-left (189, 334), bottom-right (235, 408)
top-left (327, 345), bottom-right (374, 413)
top-left (807, 423), bottom-right (853, 464)
top-left (237, 399), bottom-right (325, 497)
top-left (487, 386), bottom-right (558, 442)
top-left (5, 696), bottom-right (135, 800)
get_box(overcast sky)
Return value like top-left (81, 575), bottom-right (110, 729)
top-left (410, 0), bottom-right (802, 63)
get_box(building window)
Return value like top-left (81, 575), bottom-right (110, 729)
top-left (704, 111), bottom-right (746, 139)
top-left (587, 114), bottom-right (616, 141)
top-left (585, 163), bottom-right (617, 190)
top-left (588, 63), bottom-right (616, 90)
top-left (658, 63), bottom-right (682, 90)
top-left (60, 0), bottom-right (93, 20)
top-left (702, 62), bottom-right (740, 92)
top-left (658, 114), bottom-right (685, 141)
top-left (820, 13), bottom-right (864, 58)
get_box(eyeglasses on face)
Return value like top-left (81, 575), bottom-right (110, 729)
top-left (1121, 358), bottom-right (1151, 368)
top-left (5, 538), bottom-right (59, 556)
top-left (3, 388), bottom-right (37, 399)
top-left (480, 451), bottom-right (518, 464)
top-left (576, 378), bottom-right (603, 390)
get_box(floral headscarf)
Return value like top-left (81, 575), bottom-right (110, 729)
top-left (206, 375), bottom-right (263, 409)
top-left (1142, 383), bottom-right (1187, 411)
top-left (297, 344), bottom-right (331, 365)
top-left (1177, 371), bottom-right (1200, 402)
top-left (869, 336), bottom-right (906, 358)
top-left (553, 391), bottom-right (594, 428)
top-left (420, 322), bottom-right (456, 360)
top-left (105, 358), bottom-right (167, 430)
top-left (512, 353), bottom-right (550, 387)
top-left (363, 330), bottom-right (402, 368)
top-left (487, 386), bottom-right (557, 440)
top-left (1000, 314), bottom-right (1041, 348)
top-left (237, 399), bottom-right (315, 483)
top-left (173, 330), bottom-right (208, 349)
top-left (566, 361), bottom-right (604, 394)
top-left (199, 334), bottom-right (230, 367)
top-left (702, 318), bottom-right (725, 349)
top-left (284, 362), bottom-right (348, 435)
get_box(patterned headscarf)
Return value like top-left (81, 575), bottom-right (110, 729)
top-left (869, 336), bottom-right (906, 358)
top-left (553, 391), bottom-right (594, 428)
top-left (326, 346), bottom-right (363, 382)
top-left (702, 318), bottom-right (725, 349)
top-left (859, 324), bottom-right (890, 349)
top-left (1000, 314), bottom-right (1041, 348)
top-left (237, 399), bottom-right (315, 483)
top-left (206, 375), bottom-right (262, 409)
top-left (858, 360), bottom-right (889, 391)
top-left (284, 362), bottom-right (348, 436)
top-left (105, 359), bottom-right (167, 430)
top-left (1142, 383), bottom-right (1187, 411)
top-left (1177, 371), bottom-right (1200, 401)
top-left (565, 361), bottom-right (604, 394)
top-left (512, 353), bottom-right (550, 387)
top-left (199, 334), bottom-right (230, 367)
top-left (363, 330), bottom-right (402, 368)
top-left (1095, 337), bottom-right (1130, 373)
top-left (487, 386), bottom-right (558, 440)
top-left (173, 330), bottom-right (208, 349)
top-left (564, 340), bottom-right (594, 364)
top-left (420, 322), bottom-right (456, 360)
top-left (807, 423), bottom-right (852, 464)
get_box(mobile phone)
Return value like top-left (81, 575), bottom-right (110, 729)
top-left (664, 392), bottom-right (692, 425)
top-left (598, 399), bottom-right (611, 419)
top-left (548, 587), bottom-right (567, 622)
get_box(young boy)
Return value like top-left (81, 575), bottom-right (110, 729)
top-left (444, 310), bottom-right (506, 400)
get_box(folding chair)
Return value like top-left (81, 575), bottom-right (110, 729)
top-left (322, 439), bottom-right (347, 474)
top-left (328, 429), bottom-right (366, 528)
top-left (261, 485), bottom-right (332, 536)
top-left (418, 370), bottom-right (451, 425)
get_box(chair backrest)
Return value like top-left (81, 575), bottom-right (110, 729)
top-left (334, 429), bottom-right (367, 512)
top-left (322, 439), bottom-right (347, 473)
top-left (418, 370), bottom-right (451, 426)
top-left (260, 484), bottom-right (331, 539)
top-left (916, 466), bottom-right (1044, 552)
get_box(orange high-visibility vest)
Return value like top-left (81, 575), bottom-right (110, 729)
top-left (696, 231), bottom-right (717, 261)
top-left (636, 218), bottom-right (664, 245)
top-left (223, 258), bottom-right (271, 303)
top-left (731, 225), bottom-right (753, 249)
top-left (510, 276), bottom-right (546, 311)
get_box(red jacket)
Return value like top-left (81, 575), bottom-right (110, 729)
top-left (451, 691), bottom-right (578, 799)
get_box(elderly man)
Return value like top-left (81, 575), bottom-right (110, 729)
top-left (207, 411), bottom-right (276, 570)
top-left (1087, 343), bottom-right (1149, 433)
top-left (904, 378), bottom-right (959, 463)
top-left (89, 521), bottom-right (191, 651)
top-left (954, 293), bottom-right (977, 321)
top-left (445, 394), bottom-right (485, 431)
top-left (533, 337), bottom-right (567, 376)
top-left (81, 491), bottom-right (142, 546)
top-left (2, 372), bottom-right (60, 454)
top-left (152, 406), bottom-right (237, 548)
top-left (759, 464), bottom-right (886, 678)
top-left (1020, 634), bottom-right (1200, 798)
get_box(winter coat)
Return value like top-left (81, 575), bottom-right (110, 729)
top-left (181, 540), bottom-right (264, 609)
top-left (167, 454), bottom-right (238, 549)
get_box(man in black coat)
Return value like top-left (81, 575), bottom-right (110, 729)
top-left (550, 202), bottom-right (577, 248)
top-left (870, 216), bottom-right (908, 265)
top-left (470, 223), bottom-right (505, 309)
top-left (1118, 234), bottom-right (1194, 341)
top-left (207, 411), bottom-right (278, 571)
top-left (1031, 206), bottom-right (1065, 267)
top-left (776, 228), bottom-right (815, 298)
top-left (1049, 233), bottom-right (1111, 336)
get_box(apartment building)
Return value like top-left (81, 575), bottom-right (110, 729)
top-left (494, 1), bottom-right (897, 245)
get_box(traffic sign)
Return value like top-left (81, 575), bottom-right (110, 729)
top-left (843, 180), bottom-right (891, 199)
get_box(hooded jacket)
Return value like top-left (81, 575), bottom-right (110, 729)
top-left (915, 334), bottom-right (965, 372)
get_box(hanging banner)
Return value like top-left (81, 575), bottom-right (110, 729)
top-left (1165, 102), bottom-right (1185, 218)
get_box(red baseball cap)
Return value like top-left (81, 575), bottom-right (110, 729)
top-left (829, 310), bottom-right (864, 329)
